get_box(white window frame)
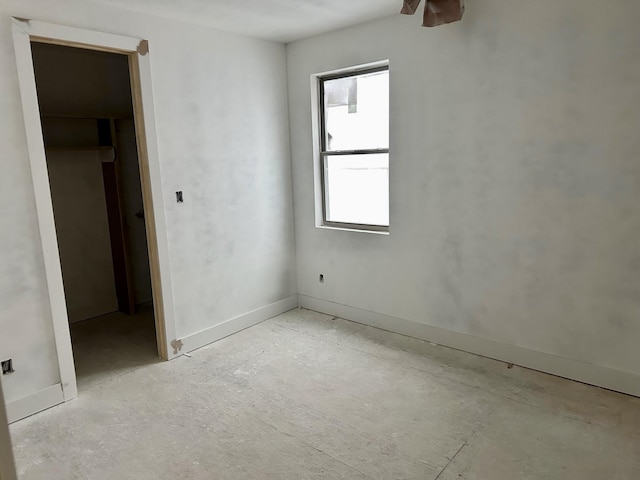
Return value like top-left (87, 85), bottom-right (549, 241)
top-left (311, 61), bottom-right (390, 234)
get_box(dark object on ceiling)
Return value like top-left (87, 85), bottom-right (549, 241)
top-left (401, 0), bottom-right (465, 27)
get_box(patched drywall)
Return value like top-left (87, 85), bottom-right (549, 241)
top-left (0, 0), bottom-right (295, 405)
top-left (287, 1), bottom-right (640, 376)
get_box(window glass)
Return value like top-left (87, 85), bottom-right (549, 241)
top-left (318, 65), bottom-right (390, 230)
top-left (323, 70), bottom-right (389, 152)
top-left (324, 153), bottom-right (389, 226)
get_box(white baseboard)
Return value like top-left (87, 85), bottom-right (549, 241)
top-left (6, 384), bottom-right (64, 424)
top-left (179, 295), bottom-right (299, 354)
top-left (298, 295), bottom-right (640, 398)
top-left (6, 297), bottom-right (298, 422)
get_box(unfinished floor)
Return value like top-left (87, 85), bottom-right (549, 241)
top-left (9, 308), bottom-right (640, 479)
top-left (68, 304), bottom-right (159, 392)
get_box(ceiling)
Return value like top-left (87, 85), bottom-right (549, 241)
top-left (90, 0), bottom-right (400, 43)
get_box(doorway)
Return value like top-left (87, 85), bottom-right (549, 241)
top-left (31, 42), bottom-right (158, 390)
top-left (11, 19), bottom-right (177, 412)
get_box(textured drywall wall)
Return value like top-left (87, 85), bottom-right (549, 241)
top-left (287, 1), bottom-right (640, 376)
top-left (0, 0), bottom-right (295, 404)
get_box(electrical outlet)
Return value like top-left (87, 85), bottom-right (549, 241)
top-left (319, 274), bottom-right (324, 283)
top-left (1, 359), bottom-right (14, 375)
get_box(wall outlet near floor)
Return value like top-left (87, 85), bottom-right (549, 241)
top-left (1, 359), bottom-right (14, 375)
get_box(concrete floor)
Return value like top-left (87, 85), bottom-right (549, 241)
top-left (9, 308), bottom-right (640, 479)
top-left (68, 304), bottom-right (160, 392)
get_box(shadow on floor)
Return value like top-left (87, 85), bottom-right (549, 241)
top-left (69, 303), bottom-right (161, 391)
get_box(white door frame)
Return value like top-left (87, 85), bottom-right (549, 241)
top-left (11, 18), bottom-right (177, 406)
top-left (0, 379), bottom-right (17, 480)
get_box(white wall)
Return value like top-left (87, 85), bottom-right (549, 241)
top-left (0, 0), bottom-right (295, 406)
top-left (287, 1), bottom-right (640, 379)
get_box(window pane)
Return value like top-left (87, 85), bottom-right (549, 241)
top-left (325, 153), bottom-right (389, 226)
top-left (323, 70), bottom-right (389, 151)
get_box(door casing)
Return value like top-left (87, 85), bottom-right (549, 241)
top-left (10, 18), bottom-right (178, 410)
top-left (0, 378), bottom-right (17, 480)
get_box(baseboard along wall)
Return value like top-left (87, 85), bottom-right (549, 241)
top-left (298, 294), bottom-right (640, 399)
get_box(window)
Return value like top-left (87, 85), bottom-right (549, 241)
top-left (318, 65), bottom-right (389, 232)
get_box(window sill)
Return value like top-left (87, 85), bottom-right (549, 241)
top-left (316, 224), bottom-right (389, 236)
